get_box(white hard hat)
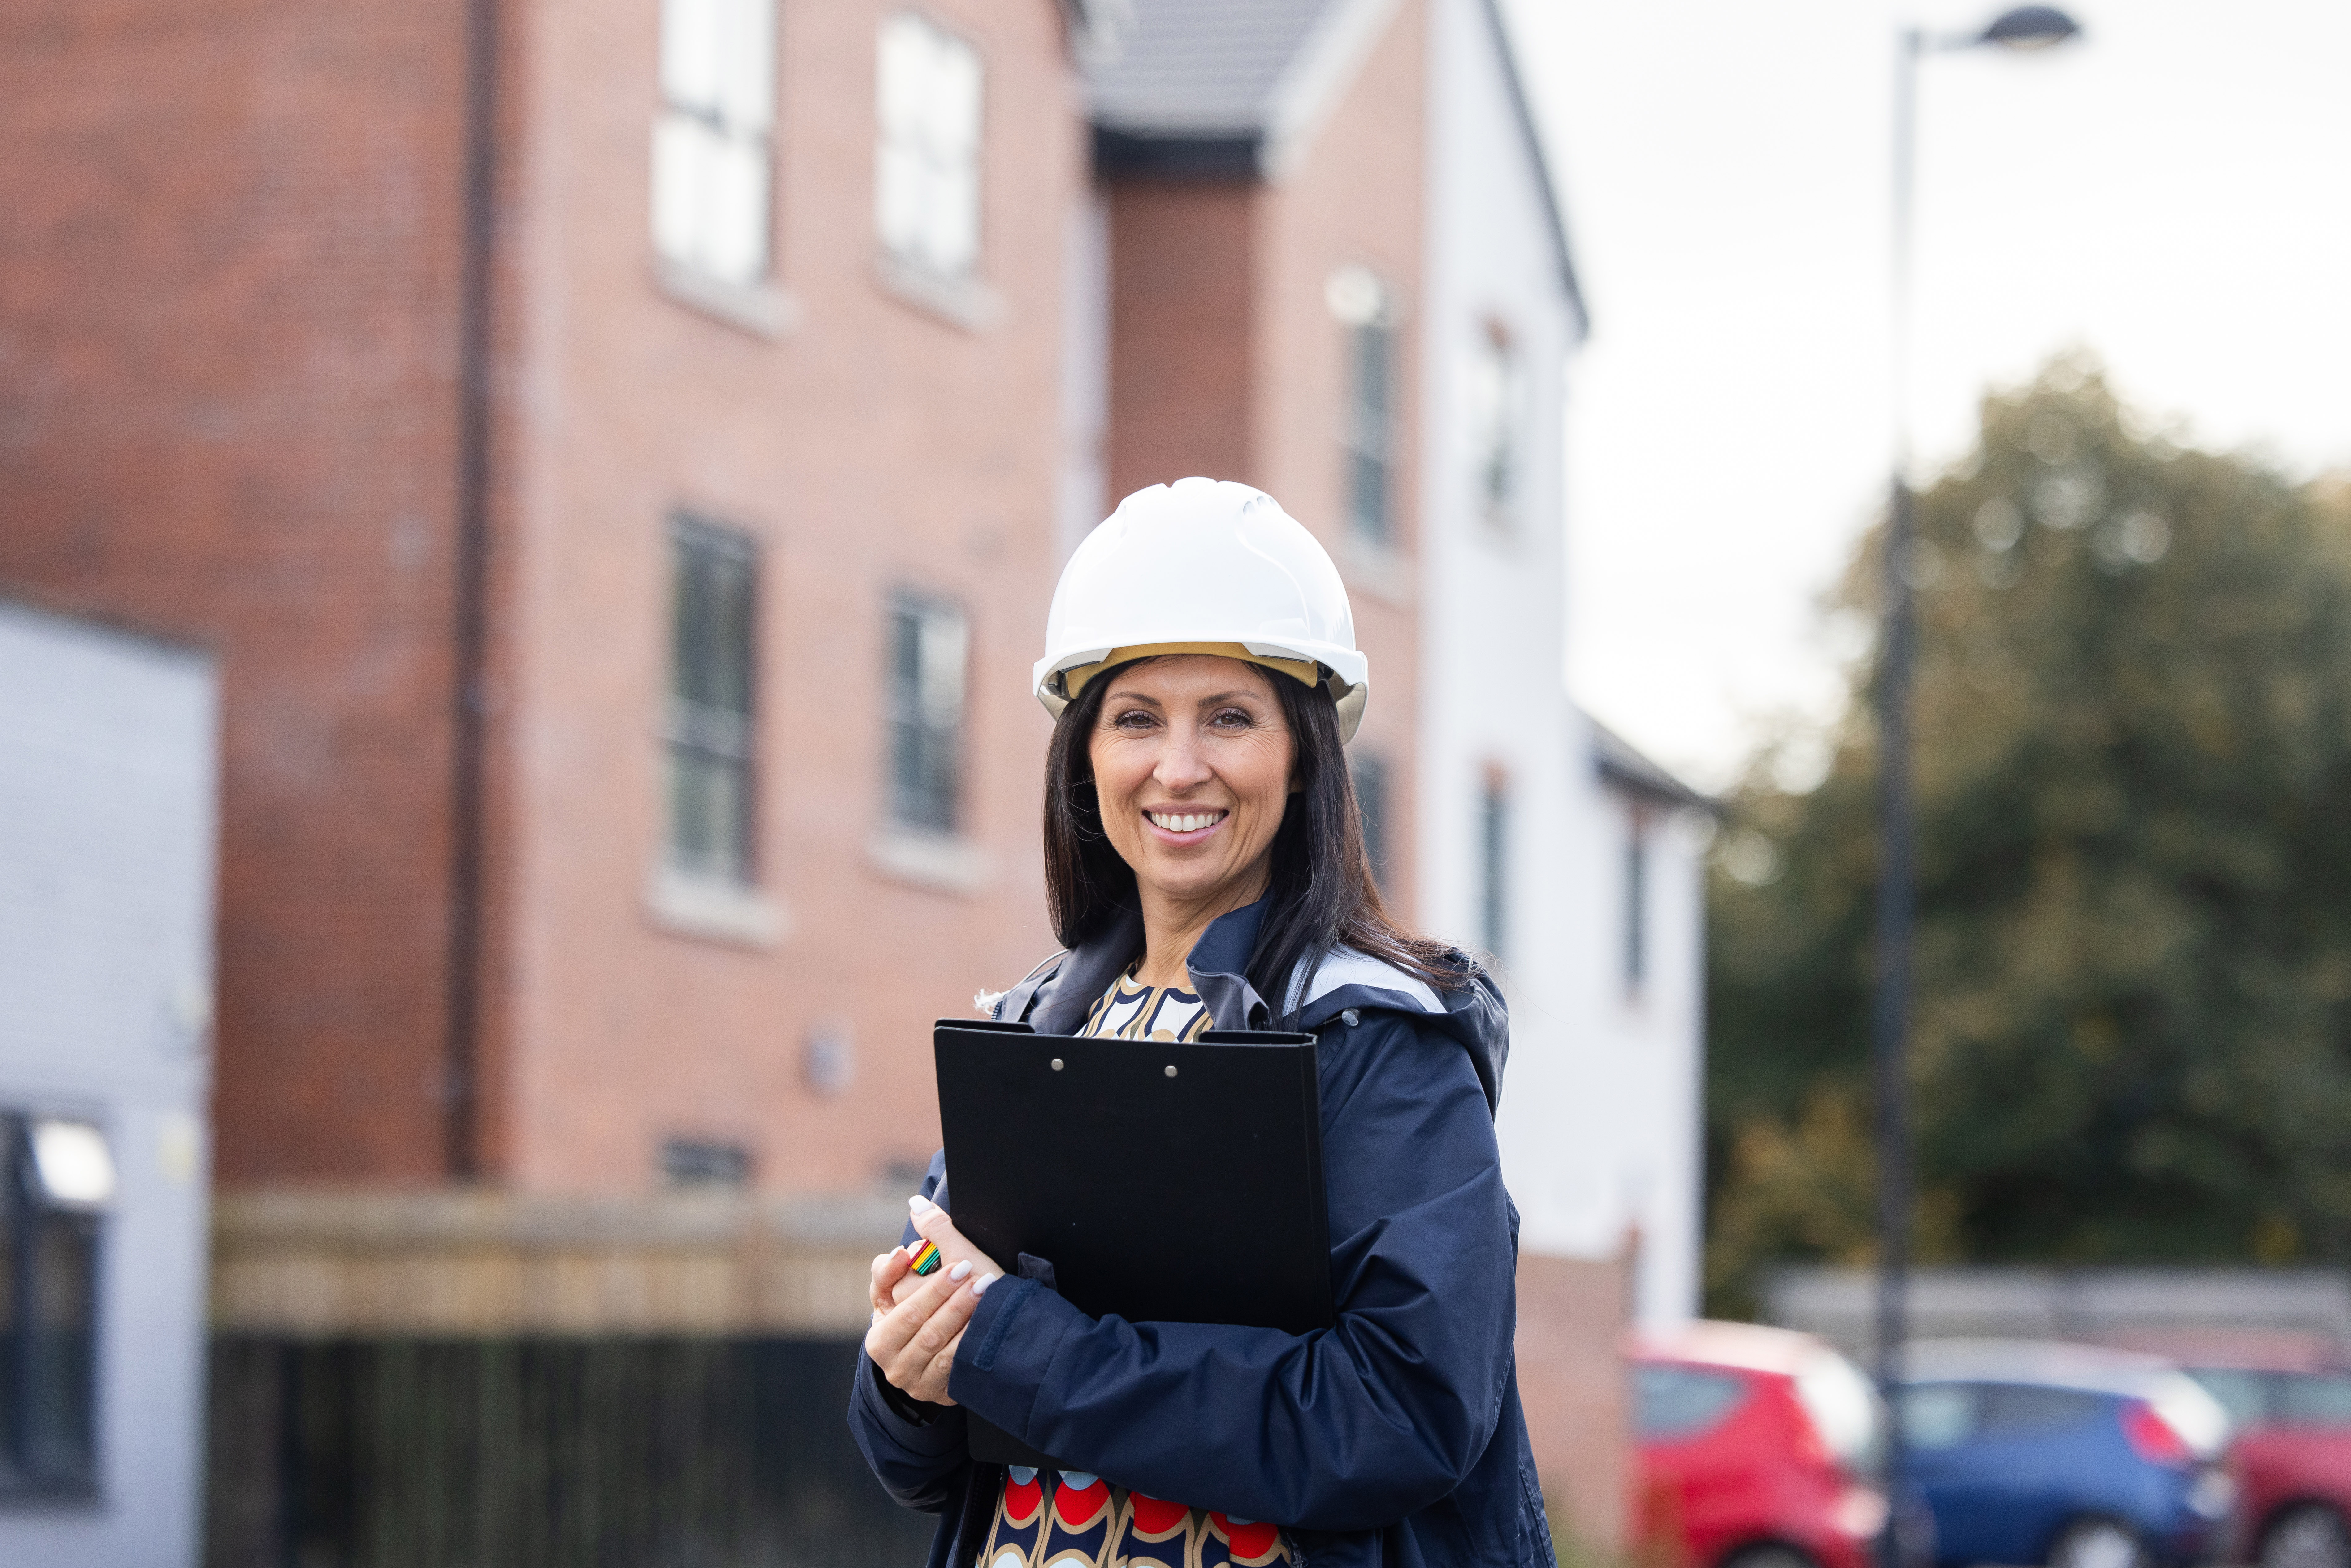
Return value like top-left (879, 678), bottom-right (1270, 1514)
top-left (1035, 478), bottom-right (1368, 742)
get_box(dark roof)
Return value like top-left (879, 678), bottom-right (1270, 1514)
top-left (1085, 0), bottom-right (1585, 323)
top-left (1591, 716), bottom-right (1710, 809)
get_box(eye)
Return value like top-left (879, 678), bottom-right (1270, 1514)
top-left (1208, 706), bottom-right (1255, 729)
top-left (1109, 707), bottom-right (1158, 730)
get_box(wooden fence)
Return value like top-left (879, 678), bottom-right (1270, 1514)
top-left (204, 1191), bottom-right (935, 1567)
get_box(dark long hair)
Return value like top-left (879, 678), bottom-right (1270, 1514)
top-left (1042, 658), bottom-right (1463, 1009)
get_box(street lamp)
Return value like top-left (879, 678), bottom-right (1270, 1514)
top-left (1876, 6), bottom-right (2080, 1562)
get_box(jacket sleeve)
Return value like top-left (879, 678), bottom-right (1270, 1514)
top-left (845, 1150), bottom-right (973, 1513)
top-left (943, 1011), bottom-right (1517, 1532)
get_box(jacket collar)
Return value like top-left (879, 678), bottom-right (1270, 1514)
top-left (1181, 895), bottom-right (1272, 1033)
top-left (1024, 895), bottom-right (1275, 1035)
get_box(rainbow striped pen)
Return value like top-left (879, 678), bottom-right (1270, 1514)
top-left (908, 1239), bottom-right (943, 1277)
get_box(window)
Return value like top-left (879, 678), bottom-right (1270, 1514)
top-left (1478, 773), bottom-right (1508, 961)
top-left (665, 520), bottom-right (758, 884)
top-left (1352, 752), bottom-right (1390, 891)
top-left (1978, 1382), bottom-right (2104, 1435)
top-left (1624, 810), bottom-right (1648, 990)
top-left (885, 592), bottom-right (968, 833)
top-left (0, 1115), bottom-right (110, 1496)
top-left (652, 0), bottom-right (777, 286)
top-left (1633, 1365), bottom-right (1749, 1440)
top-left (1900, 1383), bottom-right (1980, 1450)
top-left (2186, 1369), bottom-right (2268, 1430)
top-left (1327, 267), bottom-right (1396, 546)
top-left (1467, 321), bottom-right (1521, 519)
top-left (875, 13), bottom-right (983, 280)
top-left (2276, 1372), bottom-right (2351, 1428)
top-left (659, 1135), bottom-right (752, 1188)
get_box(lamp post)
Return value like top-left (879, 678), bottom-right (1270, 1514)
top-left (1876, 7), bottom-right (2079, 1563)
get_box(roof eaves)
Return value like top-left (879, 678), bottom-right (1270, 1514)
top-left (1590, 715), bottom-right (1710, 810)
top-left (1475, 0), bottom-right (1588, 337)
top-left (1093, 126), bottom-right (1264, 180)
top-left (1061, 0), bottom-right (1137, 64)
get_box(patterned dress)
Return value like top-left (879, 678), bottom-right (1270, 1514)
top-left (972, 972), bottom-right (1291, 1568)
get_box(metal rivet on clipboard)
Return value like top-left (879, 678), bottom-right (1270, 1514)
top-left (1164, 1065), bottom-right (1178, 1078)
top-left (1050, 1059), bottom-right (1064, 1071)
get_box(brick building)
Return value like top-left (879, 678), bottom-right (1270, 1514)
top-left (1, 0), bottom-right (1699, 1556)
top-left (1, 0), bottom-right (1093, 1198)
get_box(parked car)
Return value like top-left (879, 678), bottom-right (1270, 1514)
top-left (2170, 1353), bottom-right (2351, 1568)
top-left (1631, 1321), bottom-right (1890, 1568)
top-left (1895, 1340), bottom-right (2236, 1568)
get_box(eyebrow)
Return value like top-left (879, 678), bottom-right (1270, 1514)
top-left (1101, 688), bottom-right (1262, 707)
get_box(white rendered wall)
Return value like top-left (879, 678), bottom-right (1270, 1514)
top-left (1417, 0), bottom-right (1702, 1323)
top-left (1556, 756), bottom-right (1708, 1325)
top-left (0, 600), bottom-right (218, 1568)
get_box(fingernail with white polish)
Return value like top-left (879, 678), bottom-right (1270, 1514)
top-left (949, 1260), bottom-right (973, 1281)
top-left (972, 1272), bottom-right (1001, 1297)
top-left (908, 1195), bottom-right (935, 1213)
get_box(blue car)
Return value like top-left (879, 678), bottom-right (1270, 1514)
top-left (1896, 1340), bottom-right (2236, 1568)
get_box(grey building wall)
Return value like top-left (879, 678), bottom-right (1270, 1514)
top-left (0, 598), bottom-right (217, 1567)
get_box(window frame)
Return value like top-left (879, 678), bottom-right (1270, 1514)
top-left (1478, 770), bottom-right (1509, 963)
top-left (662, 516), bottom-right (761, 887)
top-left (651, 0), bottom-right (780, 288)
top-left (1327, 267), bottom-right (1399, 549)
top-left (0, 1113), bottom-right (106, 1501)
top-left (1467, 318), bottom-right (1522, 525)
top-left (1624, 804), bottom-right (1649, 993)
top-left (1344, 315), bottom-right (1396, 547)
top-left (873, 10), bottom-right (987, 284)
top-left (883, 589), bottom-right (971, 836)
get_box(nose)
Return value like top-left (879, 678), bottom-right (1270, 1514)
top-left (1150, 721), bottom-right (1214, 795)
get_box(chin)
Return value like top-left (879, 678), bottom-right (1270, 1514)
top-left (1138, 863), bottom-right (1237, 901)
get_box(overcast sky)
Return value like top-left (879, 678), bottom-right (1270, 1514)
top-left (1500, 0), bottom-right (2351, 791)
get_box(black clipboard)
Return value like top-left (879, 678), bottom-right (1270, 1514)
top-left (933, 1019), bottom-right (1332, 1468)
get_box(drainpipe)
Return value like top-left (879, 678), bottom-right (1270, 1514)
top-left (445, 0), bottom-right (500, 1181)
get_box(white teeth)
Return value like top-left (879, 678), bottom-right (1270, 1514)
top-left (1148, 811), bottom-right (1224, 833)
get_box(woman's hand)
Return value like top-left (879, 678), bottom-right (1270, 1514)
top-left (886, 1194), bottom-right (998, 1307)
top-left (864, 1196), bottom-right (1004, 1406)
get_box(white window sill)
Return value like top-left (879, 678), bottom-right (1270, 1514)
top-left (652, 258), bottom-right (804, 342)
top-left (867, 828), bottom-right (995, 896)
top-left (873, 253), bottom-right (1005, 335)
top-left (644, 867), bottom-right (791, 950)
top-left (1339, 534), bottom-right (1415, 607)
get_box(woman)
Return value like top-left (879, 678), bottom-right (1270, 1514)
top-left (848, 479), bottom-right (1550, 1568)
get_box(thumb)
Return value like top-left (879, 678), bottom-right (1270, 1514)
top-left (908, 1193), bottom-right (955, 1245)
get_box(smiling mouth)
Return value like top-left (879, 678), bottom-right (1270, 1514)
top-left (1145, 809), bottom-right (1228, 835)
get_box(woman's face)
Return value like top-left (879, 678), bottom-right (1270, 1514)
top-left (1089, 655), bottom-right (1296, 912)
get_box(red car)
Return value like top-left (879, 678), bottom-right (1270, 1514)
top-left (2174, 1354), bottom-right (2351, 1568)
top-left (1632, 1322), bottom-right (1891, 1568)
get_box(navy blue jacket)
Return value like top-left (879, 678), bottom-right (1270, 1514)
top-left (847, 899), bottom-right (1555, 1567)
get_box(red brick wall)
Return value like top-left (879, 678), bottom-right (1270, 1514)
top-left (0, 0), bottom-right (484, 1182)
top-left (1245, 0), bottom-right (1427, 922)
top-left (496, 0), bottom-right (1085, 1193)
top-left (1105, 182), bottom-right (1256, 499)
top-left (0, 0), bottom-right (1088, 1195)
top-left (1518, 1251), bottom-right (1634, 1552)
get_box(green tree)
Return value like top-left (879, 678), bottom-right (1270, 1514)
top-left (1706, 358), bottom-right (2351, 1315)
